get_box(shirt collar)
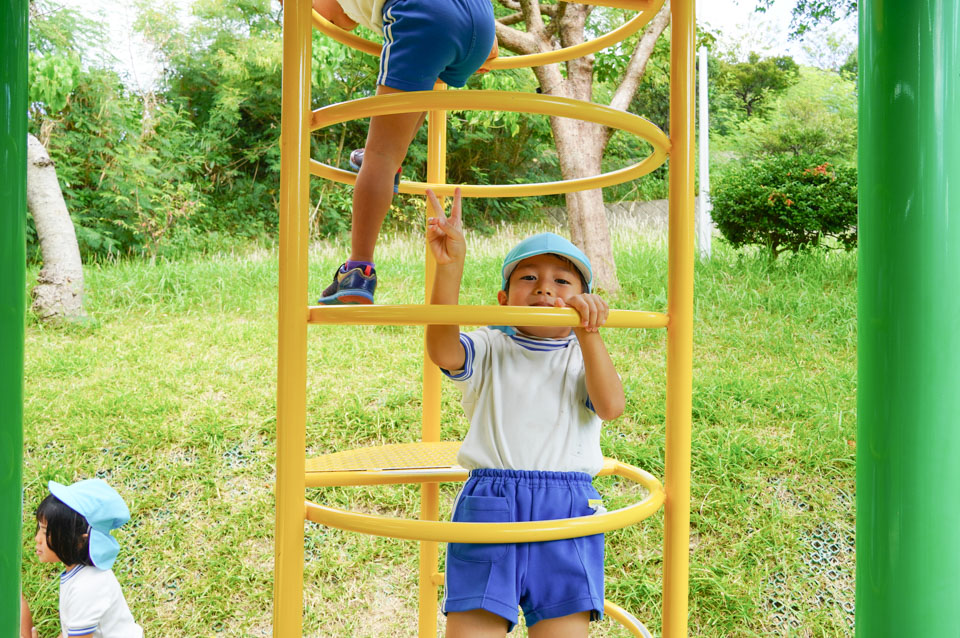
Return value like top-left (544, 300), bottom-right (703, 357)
top-left (60, 564), bottom-right (85, 584)
top-left (509, 331), bottom-right (575, 351)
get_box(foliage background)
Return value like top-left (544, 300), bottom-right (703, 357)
top-left (27, 0), bottom-right (856, 262)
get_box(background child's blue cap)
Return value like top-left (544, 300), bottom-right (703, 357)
top-left (501, 232), bottom-right (593, 292)
top-left (48, 479), bottom-right (130, 570)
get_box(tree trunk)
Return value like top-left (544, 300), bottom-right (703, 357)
top-left (26, 133), bottom-right (87, 322)
top-left (496, 0), bottom-right (672, 293)
top-left (549, 115), bottom-right (618, 292)
top-left (546, 4), bottom-right (620, 292)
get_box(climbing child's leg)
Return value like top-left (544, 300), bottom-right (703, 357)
top-left (350, 84), bottom-right (423, 263)
top-left (317, 85), bottom-right (422, 305)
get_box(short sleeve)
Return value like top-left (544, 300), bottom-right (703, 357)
top-left (439, 329), bottom-right (493, 389)
top-left (440, 333), bottom-right (476, 380)
top-left (62, 572), bottom-right (115, 636)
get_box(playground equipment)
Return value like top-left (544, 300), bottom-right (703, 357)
top-left (856, 2), bottom-right (960, 635)
top-left (1, 0), bottom-right (27, 632)
top-left (275, 0), bottom-right (693, 635)
top-left (3, 0), bottom-right (958, 636)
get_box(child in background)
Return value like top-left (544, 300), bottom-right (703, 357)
top-left (309, 0), bottom-right (498, 305)
top-left (34, 479), bottom-right (142, 638)
top-left (424, 189), bottom-right (625, 637)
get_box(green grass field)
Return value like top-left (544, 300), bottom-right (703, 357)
top-left (21, 221), bottom-right (856, 637)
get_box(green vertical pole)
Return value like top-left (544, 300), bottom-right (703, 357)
top-left (0, 0), bottom-right (28, 633)
top-left (858, 1), bottom-right (960, 635)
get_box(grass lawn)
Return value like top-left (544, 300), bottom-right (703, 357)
top-left (21, 218), bottom-right (856, 637)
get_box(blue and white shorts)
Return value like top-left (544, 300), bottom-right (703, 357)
top-left (378, 0), bottom-right (496, 91)
top-left (443, 469), bottom-right (605, 632)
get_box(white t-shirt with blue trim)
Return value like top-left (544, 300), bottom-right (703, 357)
top-left (443, 327), bottom-right (604, 475)
top-left (60, 565), bottom-right (143, 638)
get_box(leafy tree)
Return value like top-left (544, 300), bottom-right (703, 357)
top-left (27, 0), bottom-right (101, 137)
top-left (137, 0), bottom-right (288, 238)
top-left (443, 68), bottom-right (560, 228)
top-left (44, 68), bottom-right (205, 256)
top-left (28, 0), bottom-right (205, 258)
top-left (726, 67), bottom-right (856, 163)
top-left (28, 0), bottom-right (108, 60)
top-left (492, 0), bottom-right (673, 292)
top-left (717, 52), bottom-right (800, 118)
top-left (839, 47), bottom-right (857, 80)
top-left (711, 154), bottom-right (857, 259)
top-left (757, 0), bottom-right (857, 37)
top-left (799, 26), bottom-right (856, 73)
top-left (23, 0), bottom-right (696, 261)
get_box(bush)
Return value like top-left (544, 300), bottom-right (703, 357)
top-left (724, 68), bottom-right (857, 163)
top-left (710, 154), bottom-right (857, 258)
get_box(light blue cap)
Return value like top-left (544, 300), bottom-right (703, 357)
top-left (501, 232), bottom-right (593, 292)
top-left (48, 479), bottom-right (130, 570)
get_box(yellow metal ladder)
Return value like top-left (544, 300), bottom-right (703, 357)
top-left (273, 0), bottom-right (695, 634)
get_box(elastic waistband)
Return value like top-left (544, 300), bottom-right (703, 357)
top-left (468, 468), bottom-right (593, 486)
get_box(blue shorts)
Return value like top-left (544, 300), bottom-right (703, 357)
top-left (443, 469), bottom-right (605, 632)
top-left (378, 0), bottom-right (495, 91)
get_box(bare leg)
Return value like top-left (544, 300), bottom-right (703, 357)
top-left (445, 609), bottom-right (509, 638)
top-left (527, 611), bottom-right (591, 638)
top-left (349, 84), bottom-right (426, 263)
top-left (21, 594), bottom-right (36, 638)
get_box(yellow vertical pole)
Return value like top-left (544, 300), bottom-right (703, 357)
top-left (273, 0), bottom-right (311, 635)
top-left (662, 0), bottom-right (694, 636)
top-left (419, 84), bottom-right (447, 638)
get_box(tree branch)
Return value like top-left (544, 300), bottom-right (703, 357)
top-left (556, 3), bottom-right (581, 49)
top-left (545, 1), bottom-right (565, 39)
top-left (521, 0), bottom-right (549, 36)
top-left (609, 0), bottom-right (671, 115)
top-left (497, 12), bottom-right (525, 26)
top-left (539, 2), bottom-right (558, 18)
top-left (495, 21), bottom-right (538, 55)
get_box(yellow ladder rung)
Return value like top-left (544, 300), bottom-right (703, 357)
top-left (308, 304), bottom-right (669, 328)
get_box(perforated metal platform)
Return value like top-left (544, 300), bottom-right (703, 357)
top-left (305, 442), bottom-right (467, 487)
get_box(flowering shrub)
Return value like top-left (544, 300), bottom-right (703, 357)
top-left (710, 154), bottom-right (858, 258)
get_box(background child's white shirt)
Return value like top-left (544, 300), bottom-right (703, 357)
top-left (446, 327), bottom-right (605, 475)
top-left (60, 565), bottom-right (143, 638)
top-left (337, 0), bottom-right (387, 31)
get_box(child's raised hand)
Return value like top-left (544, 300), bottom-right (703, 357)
top-left (555, 293), bottom-right (609, 333)
top-left (426, 187), bottom-right (465, 266)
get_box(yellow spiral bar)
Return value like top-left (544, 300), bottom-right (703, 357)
top-left (604, 600), bottom-right (654, 638)
top-left (310, 90), bottom-right (669, 197)
top-left (311, 0), bottom-right (665, 71)
top-left (488, 0), bottom-right (664, 71)
top-left (312, 11), bottom-right (380, 57)
top-left (304, 460), bottom-right (664, 543)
